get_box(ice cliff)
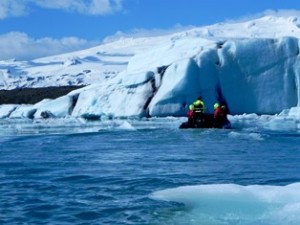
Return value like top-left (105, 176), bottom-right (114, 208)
top-left (1, 16), bottom-right (300, 119)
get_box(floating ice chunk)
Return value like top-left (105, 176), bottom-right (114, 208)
top-left (151, 183), bottom-right (300, 225)
top-left (117, 121), bottom-right (136, 131)
top-left (228, 131), bottom-right (266, 141)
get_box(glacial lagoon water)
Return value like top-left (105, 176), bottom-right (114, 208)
top-left (0, 117), bottom-right (300, 225)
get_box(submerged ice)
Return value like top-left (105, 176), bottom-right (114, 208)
top-left (151, 183), bottom-right (300, 225)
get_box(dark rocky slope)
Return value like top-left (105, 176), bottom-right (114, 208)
top-left (0, 86), bottom-right (85, 105)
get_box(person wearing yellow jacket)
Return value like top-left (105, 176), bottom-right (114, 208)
top-left (192, 96), bottom-right (205, 113)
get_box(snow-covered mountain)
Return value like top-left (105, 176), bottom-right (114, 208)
top-left (1, 16), bottom-right (300, 89)
top-left (1, 16), bottom-right (300, 120)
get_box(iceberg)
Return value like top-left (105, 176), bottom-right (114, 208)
top-left (0, 16), bottom-right (300, 124)
top-left (151, 183), bottom-right (300, 225)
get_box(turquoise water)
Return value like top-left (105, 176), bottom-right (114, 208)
top-left (0, 119), bottom-right (300, 224)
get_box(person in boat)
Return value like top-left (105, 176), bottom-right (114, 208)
top-left (193, 96), bottom-right (205, 113)
top-left (180, 97), bottom-right (213, 129)
top-left (187, 104), bottom-right (195, 126)
top-left (192, 96), bottom-right (205, 124)
top-left (213, 103), bottom-right (230, 128)
top-left (184, 96), bottom-right (206, 128)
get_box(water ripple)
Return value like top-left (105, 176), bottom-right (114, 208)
top-left (0, 127), bottom-right (300, 224)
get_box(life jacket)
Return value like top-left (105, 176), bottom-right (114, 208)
top-left (214, 107), bottom-right (227, 120)
top-left (193, 100), bottom-right (204, 113)
top-left (187, 110), bottom-right (194, 119)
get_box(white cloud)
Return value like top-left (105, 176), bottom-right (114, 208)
top-left (0, 0), bottom-right (123, 19)
top-left (33, 0), bottom-right (123, 15)
top-left (0, 0), bottom-right (28, 19)
top-left (0, 32), bottom-right (100, 60)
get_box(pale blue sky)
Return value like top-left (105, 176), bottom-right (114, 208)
top-left (0, 0), bottom-right (299, 60)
